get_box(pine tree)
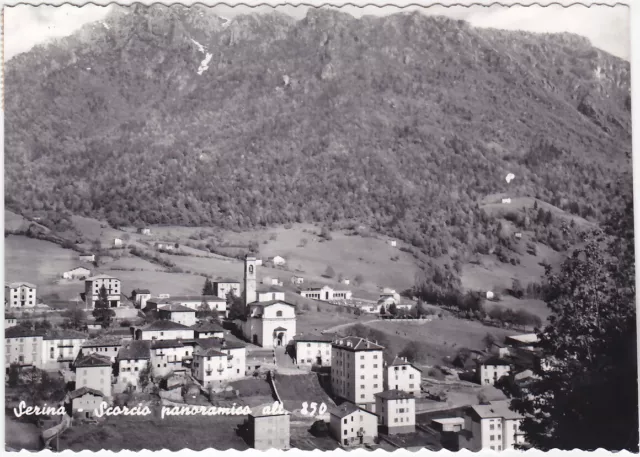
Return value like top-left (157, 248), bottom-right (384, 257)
top-left (92, 285), bottom-right (115, 328)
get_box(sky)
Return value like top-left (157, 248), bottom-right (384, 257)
top-left (3, 0), bottom-right (631, 62)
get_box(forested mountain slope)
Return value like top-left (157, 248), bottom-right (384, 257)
top-left (5, 5), bottom-right (631, 261)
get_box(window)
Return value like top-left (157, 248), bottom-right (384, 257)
top-left (491, 446), bottom-right (495, 451)
top-left (360, 394), bottom-right (365, 399)
top-left (490, 424), bottom-right (495, 431)
top-left (360, 375), bottom-right (364, 379)
top-left (343, 430), bottom-right (347, 435)
top-left (344, 419), bottom-right (347, 424)
top-left (360, 355), bottom-right (364, 360)
top-left (360, 385), bottom-right (365, 389)
top-left (394, 418), bottom-right (398, 423)
top-left (490, 435), bottom-right (495, 441)
top-left (373, 364), bottom-right (378, 368)
top-left (276, 311), bottom-right (283, 317)
top-left (409, 374), bottom-right (414, 379)
top-left (374, 384), bottom-right (378, 388)
top-left (360, 365), bottom-right (364, 369)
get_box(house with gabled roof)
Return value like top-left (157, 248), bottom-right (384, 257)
top-left (74, 353), bottom-right (113, 397)
top-left (294, 333), bottom-right (334, 368)
top-left (458, 400), bottom-right (525, 451)
top-left (329, 402), bottom-right (378, 447)
top-left (213, 279), bottom-right (241, 300)
top-left (115, 340), bottom-right (151, 392)
top-left (132, 289), bottom-right (152, 308)
top-left (476, 356), bottom-right (512, 386)
top-left (150, 339), bottom-right (192, 378)
top-left (62, 266), bottom-right (91, 280)
top-left (84, 274), bottom-right (121, 309)
top-left (5, 326), bottom-right (45, 368)
top-left (5, 282), bottom-right (37, 308)
top-left (133, 320), bottom-right (195, 342)
top-left (42, 329), bottom-right (87, 370)
top-left (194, 338), bottom-right (246, 381)
top-left (191, 321), bottom-right (225, 339)
top-left (81, 335), bottom-right (124, 363)
top-left (384, 356), bottom-right (422, 397)
top-left (158, 303), bottom-right (197, 327)
top-left (65, 387), bottom-right (105, 418)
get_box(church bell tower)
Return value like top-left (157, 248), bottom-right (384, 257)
top-left (243, 255), bottom-right (257, 307)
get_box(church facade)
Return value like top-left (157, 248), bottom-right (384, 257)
top-left (241, 256), bottom-right (297, 348)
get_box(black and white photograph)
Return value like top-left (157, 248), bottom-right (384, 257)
top-left (2, 0), bottom-right (636, 453)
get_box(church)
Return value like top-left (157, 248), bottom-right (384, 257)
top-left (241, 255), bottom-right (297, 348)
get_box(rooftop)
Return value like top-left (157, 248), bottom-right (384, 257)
top-left (43, 329), bottom-right (87, 341)
top-left (248, 300), bottom-right (296, 308)
top-left (5, 281), bottom-right (37, 289)
top-left (83, 336), bottom-right (123, 347)
top-left (140, 320), bottom-right (193, 331)
top-left (171, 295), bottom-right (225, 302)
top-left (67, 387), bottom-right (105, 400)
top-left (389, 356), bottom-right (423, 372)
top-left (256, 286), bottom-right (284, 294)
top-left (118, 340), bottom-right (151, 360)
top-left (198, 347), bottom-right (228, 358)
top-left (294, 333), bottom-right (335, 343)
top-left (159, 303), bottom-right (196, 313)
top-left (330, 402), bottom-right (376, 419)
top-left (375, 389), bottom-right (415, 401)
top-left (5, 327), bottom-right (45, 339)
top-left (191, 321), bottom-right (225, 333)
top-left (85, 274), bottom-right (118, 281)
top-left (479, 356), bottom-right (512, 366)
top-left (150, 339), bottom-right (186, 349)
top-left (75, 353), bottom-right (112, 368)
top-left (432, 417), bottom-right (465, 425)
top-left (214, 279), bottom-right (240, 284)
top-left (195, 338), bottom-right (245, 350)
top-left (133, 289), bottom-right (151, 294)
top-left (469, 400), bottom-right (523, 420)
top-left (505, 333), bottom-right (539, 345)
top-left (332, 336), bottom-right (385, 351)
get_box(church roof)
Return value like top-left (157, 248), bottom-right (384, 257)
top-left (248, 300), bottom-right (296, 308)
top-left (273, 326), bottom-right (287, 331)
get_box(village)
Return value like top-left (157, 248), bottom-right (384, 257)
top-left (5, 246), bottom-right (547, 452)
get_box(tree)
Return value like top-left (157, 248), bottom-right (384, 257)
top-left (511, 278), bottom-right (524, 299)
top-left (323, 266), bottom-right (335, 278)
top-left (92, 285), bottom-right (115, 328)
top-left (197, 301), bottom-right (213, 319)
top-left (34, 319), bottom-right (52, 331)
top-left (63, 307), bottom-right (86, 330)
top-left (482, 333), bottom-right (496, 349)
top-left (202, 278), bottom-right (215, 296)
top-left (138, 361), bottom-right (152, 390)
top-left (8, 363), bottom-right (20, 387)
top-left (398, 341), bottom-right (422, 363)
top-left (354, 274), bottom-right (364, 286)
top-left (388, 303), bottom-right (398, 316)
top-left (227, 292), bottom-right (245, 320)
top-left (512, 197), bottom-right (638, 451)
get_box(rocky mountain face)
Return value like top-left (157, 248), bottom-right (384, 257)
top-left (4, 5), bottom-right (631, 254)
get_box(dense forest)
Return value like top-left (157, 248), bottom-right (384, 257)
top-left (4, 6), bottom-right (631, 268)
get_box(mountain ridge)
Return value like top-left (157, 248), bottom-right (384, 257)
top-left (4, 5), bottom-right (631, 264)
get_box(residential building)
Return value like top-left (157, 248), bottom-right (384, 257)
top-left (271, 256), bottom-right (286, 266)
top-left (294, 334), bottom-right (333, 368)
top-left (329, 403), bottom-right (378, 447)
top-left (241, 256), bottom-right (297, 348)
top-left (5, 327), bottom-right (44, 368)
top-left (331, 337), bottom-right (384, 412)
top-left (81, 336), bottom-right (124, 363)
top-left (213, 280), bottom-right (241, 300)
top-left (79, 253), bottom-right (95, 262)
top-left (5, 317), bottom-right (17, 328)
top-left (65, 387), bottom-right (105, 418)
top-left (341, 279), bottom-right (350, 285)
top-left (75, 353), bottom-right (113, 398)
top-left (132, 289), bottom-right (152, 309)
top-left (477, 357), bottom-right (512, 386)
top-left (194, 338), bottom-right (246, 381)
top-left (115, 340), bottom-right (151, 392)
top-left (133, 320), bottom-right (195, 341)
top-left (378, 288), bottom-right (401, 307)
top-left (431, 417), bottom-right (465, 432)
top-left (191, 321), bottom-right (225, 339)
top-left (375, 390), bottom-right (416, 434)
top-left (246, 404), bottom-right (290, 450)
top-left (384, 356), bottom-right (422, 396)
top-left (505, 334), bottom-right (539, 350)
top-left (62, 267), bottom-right (91, 280)
top-left (458, 400), bottom-right (525, 451)
top-left (84, 275), bottom-right (121, 308)
top-left (168, 295), bottom-right (227, 314)
top-left (192, 347), bottom-right (229, 388)
top-left (300, 285), bottom-right (352, 301)
top-left (5, 282), bottom-right (37, 308)
top-left (388, 240), bottom-right (397, 247)
top-left (42, 330), bottom-right (87, 370)
top-left (501, 198), bottom-right (512, 204)
top-left (114, 238), bottom-right (123, 247)
top-left (158, 304), bottom-right (197, 327)
top-left (150, 339), bottom-right (191, 377)
top-left (291, 276), bottom-right (304, 285)
top-left (137, 228), bottom-right (151, 235)
top-left (490, 341), bottom-right (510, 358)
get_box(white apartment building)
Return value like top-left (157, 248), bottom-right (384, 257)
top-left (458, 401), bottom-right (526, 451)
top-left (329, 403), bottom-right (378, 447)
top-left (81, 336), bottom-right (124, 363)
top-left (84, 275), bottom-right (121, 308)
top-left (75, 353), bottom-right (113, 398)
top-left (194, 339), bottom-right (247, 381)
top-left (213, 280), bottom-right (241, 300)
top-left (5, 317), bottom-right (17, 328)
top-left (331, 337), bottom-right (384, 412)
top-left (477, 357), bottom-right (512, 386)
top-left (384, 356), bottom-right (422, 396)
top-left (115, 340), bottom-right (151, 392)
top-left (132, 289), bottom-right (152, 309)
top-left (301, 285), bottom-right (352, 301)
top-left (295, 334), bottom-right (333, 368)
top-left (5, 282), bottom-right (37, 308)
top-left (42, 330), bottom-right (87, 370)
top-left (150, 339), bottom-right (192, 377)
top-left (5, 327), bottom-right (43, 368)
top-left (375, 390), bottom-right (416, 434)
